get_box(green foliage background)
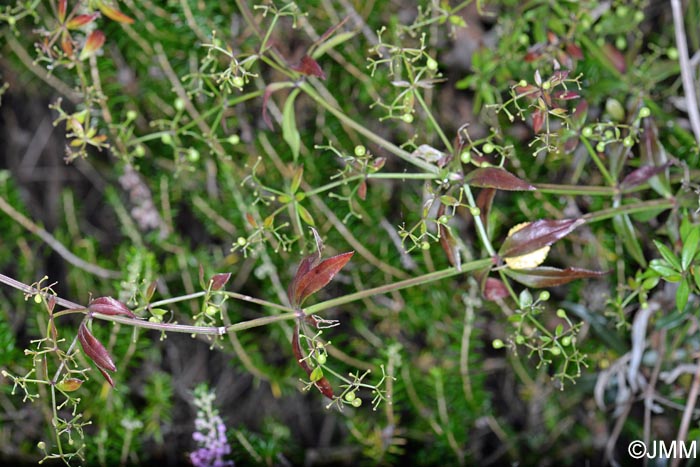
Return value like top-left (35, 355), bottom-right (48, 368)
top-left (1, 1), bottom-right (700, 466)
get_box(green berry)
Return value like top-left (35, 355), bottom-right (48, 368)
top-left (639, 107), bottom-right (651, 118)
top-left (518, 79), bottom-right (527, 88)
top-left (595, 142), bottom-right (605, 153)
top-left (227, 134), bottom-right (240, 145)
top-left (550, 346), bottom-right (561, 356)
top-left (126, 110), bottom-right (138, 121)
top-left (515, 335), bottom-right (525, 345)
top-left (460, 150), bottom-right (471, 164)
top-left (205, 305), bottom-right (218, 316)
top-left (421, 241), bottom-right (430, 250)
top-left (556, 309), bottom-right (567, 319)
top-left (623, 136), bottom-right (634, 147)
top-left (351, 398), bottom-right (362, 408)
top-left (426, 58), bottom-right (438, 71)
top-left (237, 236), bottom-right (246, 246)
top-left (561, 336), bottom-right (572, 346)
top-left (187, 148), bottom-right (200, 162)
top-left (316, 353), bottom-right (327, 365)
top-left (354, 145), bottom-right (366, 157)
top-left (344, 391), bottom-right (356, 402)
top-left (402, 113), bottom-right (414, 123)
top-left (492, 339), bottom-right (505, 349)
top-left (232, 76), bottom-right (245, 88)
top-left (581, 127), bottom-right (593, 138)
top-left (482, 143), bottom-right (494, 154)
top-left (667, 47), bottom-right (679, 60)
top-left (538, 291), bottom-right (550, 302)
top-left (34, 294), bottom-right (42, 304)
top-left (174, 98), bottom-right (185, 111)
top-left (134, 144), bottom-right (145, 157)
top-left (161, 133), bottom-right (173, 145)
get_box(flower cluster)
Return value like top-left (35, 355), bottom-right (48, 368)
top-left (189, 385), bottom-right (234, 467)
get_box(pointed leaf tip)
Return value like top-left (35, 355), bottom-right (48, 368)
top-left (291, 251), bottom-right (354, 307)
top-left (97, 1), bottom-right (135, 24)
top-left (79, 30), bottom-right (105, 61)
top-left (500, 218), bottom-right (585, 259)
top-left (88, 297), bottom-right (136, 318)
top-left (78, 321), bottom-right (117, 374)
top-left (210, 273), bottom-right (232, 291)
top-left (291, 55), bottom-right (326, 80)
top-left (464, 167), bottom-right (535, 191)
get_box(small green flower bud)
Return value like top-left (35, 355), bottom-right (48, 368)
top-left (538, 291), bottom-right (550, 302)
top-left (402, 113), bottom-right (414, 123)
top-left (556, 309), bottom-right (567, 319)
top-left (232, 76), bottom-right (245, 88)
top-left (550, 346), bottom-right (561, 356)
top-left (492, 339), bottom-right (505, 349)
top-left (354, 145), bottom-right (366, 157)
top-left (561, 336), bottom-right (572, 346)
top-left (351, 398), bottom-right (362, 407)
top-left (482, 143), bottom-right (494, 154)
top-left (623, 136), bottom-right (634, 147)
top-left (227, 134), bottom-right (240, 145)
top-left (126, 110), bottom-right (138, 121)
top-left (344, 391), bottom-right (356, 402)
top-left (174, 98), bottom-right (185, 111)
top-left (581, 127), bottom-right (593, 138)
top-left (639, 107), bottom-right (650, 118)
top-left (426, 58), bottom-right (438, 71)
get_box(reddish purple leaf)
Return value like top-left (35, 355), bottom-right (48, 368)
top-left (464, 167), bottom-right (535, 191)
top-left (287, 251), bottom-right (321, 306)
top-left (532, 108), bottom-right (545, 134)
top-left (210, 273), bottom-right (232, 291)
top-left (79, 30), bottom-right (105, 61)
top-left (476, 188), bottom-right (496, 230)
top-left (602, 43), bottom-right (626, 73)
top-left (437, 204), bottom-right (460, 270)
top-left (550, 70), bottom-right (570, 86)
top-left (291, 55), bottom-right (326, 80)
top-left (620, 163), bottom-right (672, 189)
top-left (58, 0), bottom-right (67, 22)
top-left (484, 278), bottom-right (510, 301)
top-left (66, 13), bottom-right (99, 30)
top-left (503, 266), bottom-right (608, 288)
top-left (499, 218), bottom-right (585, 259)
top-left (88, 297), bottom-right (136, 319)
top-left (78, 321), bottom-right (117, 385)
top-left (358, 180), bottom-right (367, 200)
top-left (293, 252), bottom-right (354, 307)
top-left (566, 43), bottom-right (584, 60)
top-left (292, 323), bottom-right (333, 398)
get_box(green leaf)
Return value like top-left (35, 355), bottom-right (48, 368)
top-left (676, 279), bottom-right (690, 312)
top-left (283, 88), bottom-right (301, 162)
top-left (653, 240), bottom-right (681, 271)
top-left (309, 366), bottom-right (324, 382)
top-left (297, 204), bottom-right (315, 226)
top-left (612, 214), bottom-right (647, 267)
top-left (291, 165), bottom-right (304, 194)
top-left (649, 259), bottom-right (681, 280)
top-left (681, 226), bottom-right (699, 271)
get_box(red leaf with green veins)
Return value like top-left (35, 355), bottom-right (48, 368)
top-left (465, 167), bottom-right (535, 192)
top-left (503, 266), bottom-right (608, 288)
top-left (499, 218), bottom-right (585, 259)
top-left (292, 252), bottom-right (354, 307)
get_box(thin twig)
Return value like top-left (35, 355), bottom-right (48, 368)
top-left (671, 0), bottom-right (700, 146)
top-left (0, 195), bottom-right (121, 279)
top-left (671, 353), bottom-right (700, 467)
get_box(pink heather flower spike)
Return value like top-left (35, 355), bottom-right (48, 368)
top-left (189, 385), bottom-right (234, 467)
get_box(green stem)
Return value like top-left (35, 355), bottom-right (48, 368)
top-left (462, 184), bottom-right (496, 256)
top-left (299, 82), bottom-right (439, 174)
top-left (414, 90), bottom-right (453, 153)
top-left (534, 183), bottom-right (618, 196)
top-left (304, 258), bottom-right (493, 315)
top-left (582, 198), bottom-right (676, 223)
top-left (580, 135), bottom-right (615, 186)
top-left (303, 172), bottom-right (438, 197)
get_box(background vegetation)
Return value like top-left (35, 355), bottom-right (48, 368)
top-left (1, 1), bottom-right (700, 465)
